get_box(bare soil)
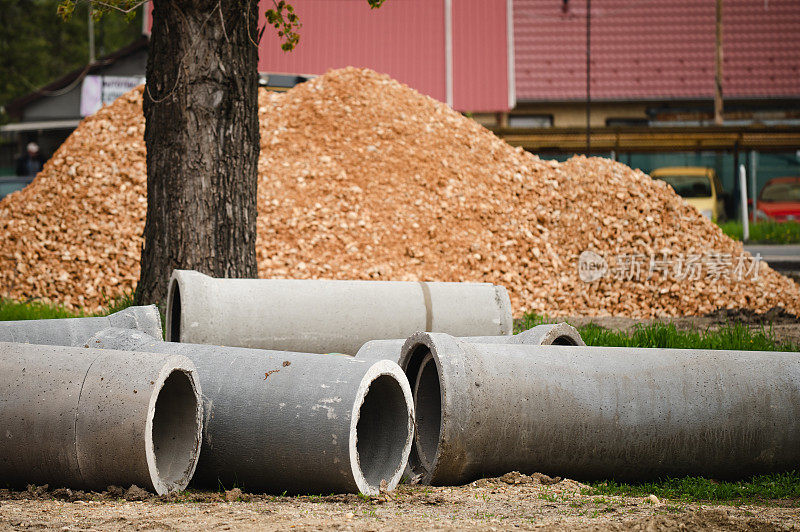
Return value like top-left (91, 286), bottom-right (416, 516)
top-left (1, 474), bottom-right (797, 531)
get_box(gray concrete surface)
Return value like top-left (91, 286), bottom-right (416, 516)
top-left (87, 328), bottom-right (414, 495)
top-left (398, 333), bottom-right (800, 485)
top-left (744, 244), bottom-right (800, 271)
top-left (0, 306), bottom-right (162, 345)
top-left (355, 323), bottom-right (584, 364)
top-left (166, 269), bottom-right (512, 355)
top-left (0, 342), bottom-right (201, 494)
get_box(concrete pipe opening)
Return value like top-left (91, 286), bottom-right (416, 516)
top-left (552, 335), bottom-right (579, 346)
top-left (168, 280), bottom-right (181, 342)
top-left (401, 344), bottom-right (442, 479)
top-left (148, 369), bottom-right (201, 493)
top-left (351, 364), bottom-right (413, 495)
top-left (413, 354), bottom-right (442, 471)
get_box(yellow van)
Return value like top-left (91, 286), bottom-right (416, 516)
top-left (650, 166), bottom-right (727, 221)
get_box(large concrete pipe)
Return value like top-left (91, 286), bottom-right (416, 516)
top-left (87, 328), bottom-right (414, 495)
top-left (355, 322), bottom-right (584, 363)
top-left (0, 305), bottom-right (163, 346)
top-left (166, 269), bottom-right (512, 354)
top-left (398, 333), bottom-right (800, 485)
top-left (0, 342), bottom-right (202, 494)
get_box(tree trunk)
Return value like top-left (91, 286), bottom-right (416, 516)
top-left (135, 0), bottom-right (259, 306)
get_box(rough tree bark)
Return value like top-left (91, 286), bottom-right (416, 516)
top-left (135, 0), bottom-right (259, 306)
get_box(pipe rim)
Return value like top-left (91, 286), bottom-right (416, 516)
top-left (144, 361), bottom-right (203, 495)
top-left (494, 285), bottom-right (514, 335)
top-left (411, 352), bottom-right (442, 473)
top-left (398, 332), bottom-right (464, 484)
top-left (521, 323), bottom-right (585, 346)
top-left (348, 359), bottom-right (414, 496)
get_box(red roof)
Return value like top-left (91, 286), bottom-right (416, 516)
top-left (514, 0), bottom-right (800, 102)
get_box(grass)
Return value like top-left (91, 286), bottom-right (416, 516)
top-left (0, 299), bottom-right (81, 321)
top-left (718, 220), bottom-right (800, 244)
top-left (585, 472), bottom-right (800, 506)
top-left (0, 291), bottom-right (134, 321)
top-left (516, 312), bottom-right (798, 352)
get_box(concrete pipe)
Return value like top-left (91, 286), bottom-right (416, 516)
top-left (87, 328), bottom-right (414, 495)
top-left (166, 269), bottom-right (512, 354)
top-left (0, 305), bottom-right (163, 346)
top-left (0, 342), bottom-right (202, 494)
top-left (399, 332), bottom-right (800, 485)
top-left (354, 322), bottom-right (584, 364)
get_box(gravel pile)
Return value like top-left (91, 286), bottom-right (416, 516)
top-left (2, 67), bottom-right (798, 316)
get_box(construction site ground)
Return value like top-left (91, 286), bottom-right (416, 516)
top-left (2, 473), bottom-right (799, 531)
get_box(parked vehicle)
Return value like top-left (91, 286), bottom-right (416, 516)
top-left (0, 176), bottom-right (33, 200)
top-left (756, 176), bottom-right (800, 222)
top-left (650, 166), bottom-right (727, 221)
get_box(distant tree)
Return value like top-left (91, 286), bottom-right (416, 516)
top-left (0, 0), bottom-right (141, 121)
top-left (58, 0), bottom-right (384, 306)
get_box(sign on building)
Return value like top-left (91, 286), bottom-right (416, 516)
top-left (80, 75), bottom-right (145, 117)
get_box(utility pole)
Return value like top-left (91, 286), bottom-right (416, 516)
top-left (88, 4), bottom-right (96, 63)
top-left (586, 0), bottom-right (591, 154)
top-left (714, 0), bottom-right (723, 125)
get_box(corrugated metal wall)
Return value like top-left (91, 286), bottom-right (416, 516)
top-left (452, 0), bottom-right (511, 111)
top-left (257, 0), bottom-right (448, 103)
top-left (256, 0), bottom-right (511, 112)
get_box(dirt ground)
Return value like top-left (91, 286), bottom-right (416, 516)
top-left (561, 306), bottom-right (800, 346)
top-left (1, 474), bottom-right (797, 531)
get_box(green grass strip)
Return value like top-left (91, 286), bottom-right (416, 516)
top-left (516, 313), bottom-right (798, 351)
top-left (0, 292), bottom-right (134, 321)
top-left (585, 472), bottom-right (800, 505)
top-left (718, 220), bottom-right (800, 244)
top-left (0, 299), bottom-right (81, 321)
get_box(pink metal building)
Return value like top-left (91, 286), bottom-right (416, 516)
top-left (145, 1), bottom-right (799, 112)
top-left (256, 0), bottom-right (514, 113)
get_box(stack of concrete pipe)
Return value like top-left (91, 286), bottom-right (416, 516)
top-left (2, 270), bottom-right (799, 495)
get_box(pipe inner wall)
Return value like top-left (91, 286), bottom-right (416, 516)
top-left (150, 370), bottom-right (203, 492)
top-left (412, 353), bottom-right (442, 472)
top-left (351, 369), bottom-right (414, 492)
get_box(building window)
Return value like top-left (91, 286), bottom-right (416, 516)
top-left (508, 115), bottom-right (553, 128)
top-left (606, 117), bottom-right (650, 127)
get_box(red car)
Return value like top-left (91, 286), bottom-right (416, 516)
top-left (757, 177), bottom-right (800, 222)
